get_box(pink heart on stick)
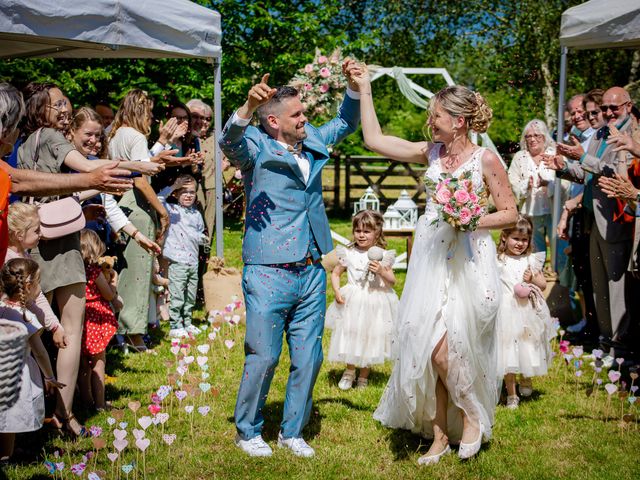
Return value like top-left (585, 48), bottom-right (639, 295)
top-left (132, 429), bottom-right (145, 440)
top-left (162, 434), bottom-right (177, 445)
top-left (138, 416), bottom-right (153, 430)
top-left (107, 452), bottom-right (119, 463)
top-left (175, 390), bottom-right (187, 401)
top-left (604, 383), bottom-right (618, 395)
top-left (113, 439), bottom-right (128, 452)
top-left (224, 339), bottom-right (235, 349)
top-left (608, 370), bottom-right (621, 383)
top-left (135, 438), bottom-right (151, 452)
top-left (113, 429), bottom-right (127, 441)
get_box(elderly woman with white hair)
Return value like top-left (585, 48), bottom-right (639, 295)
top-left (508, 119), bottom-right (557, 256)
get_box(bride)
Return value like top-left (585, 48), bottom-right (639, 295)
top-left (350, 67), bottom-right (517, 464)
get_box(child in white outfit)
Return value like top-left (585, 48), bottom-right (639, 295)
top-left (496, 215), bottom-right (554, 409)
top-left (326, 210), bottom-right (399, 390)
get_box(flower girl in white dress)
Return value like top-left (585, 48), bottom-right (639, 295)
top-left (326, 210), bottom-right (398, 390)
top-left (496, 215), bottom-right (554, 409)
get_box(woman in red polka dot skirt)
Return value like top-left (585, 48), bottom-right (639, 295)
top-left (78, 229), bottom-right (119, 411)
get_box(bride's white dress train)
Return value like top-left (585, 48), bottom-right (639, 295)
top-left (373, 146), bottom-right (502, 444)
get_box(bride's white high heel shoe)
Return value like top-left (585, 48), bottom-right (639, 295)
top-left (458, 425), bottom-right (484, 460)
top-left (417, 444), bottom-right (451, 465)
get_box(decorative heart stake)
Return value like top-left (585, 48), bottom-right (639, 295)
top-left (197, 356), bottom-right (208, 366)
top-left (185, 405), bottom-right (194, 414)
top-left (176, 366), bottom-right (187, 377)
top-left (128, 401), bottom-right (141, 413)
top-left (87, 472), bottom-right (102, 480)
top-left (175, 390), bottom-right (188, 402)
top-left (197, 344), bottom-right (210, 354)
top-left (592, 349), bottom-right (604, 359)
top-left (113, 429), bottom-right (127, 441)
top-left (604, 383), bottom-right (618, 395)
top-left (183, 355), bottom-right (195, 365)
top-left (119, 422), bottom-right (128, 429)
top-left (629, 396), bottom-right (637, 405)
top-left (170, 346), bottom-right (180, 356)
top-left (630, 372), bottom-right (639, 380)
top-left (199, 382), bottom-right (211, 394)
top-left (107, 452), bottom-right (119, 463)
top-left (132, 429), bottom-right (145, 440)
top-left (138, 416), bottom-right (153, 430)
top-left (201, 372), bottom-right (210, 380)
top-left (107, 417), bottom-right (116, 426)
top-left (113, 438), bottom-right (128, 452)
top-left (224, 339), bottom-right (235, 349)
top-left (631, 386), bottom-right (639, 394)
top-left (92, 438), bottom-right (107, 450)
top-left (572, 346), bottom-right (583, 358)
top-left (135, 438), bottom-right (151, 452)
top-left (608, 370), bottom-right (621, 383)
top-left (198, 406), bottom-right (210, 416)
top-left (616, 357), bottom-right (625, 366)
top-left (111, 410), bottom-right (125, 420)
top-left (212, 387), bottom-right (220, 397)
top-left (156, 413), bottom-right (170, 424)
top-left (90, 425), bottom-right (103, 437)
top-left (122, 464), bottom-right (134, 474)
top-left (71, 463), bottom-right (86, 476)
top-left (208, 332), bottom-right (217, 341)
top-left (163, 433), bottom-right (177, 445)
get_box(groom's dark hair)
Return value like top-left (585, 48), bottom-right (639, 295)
top-left (257, 85), bottom-right (299, 126)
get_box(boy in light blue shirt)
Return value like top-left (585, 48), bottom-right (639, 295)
top-left (158, 175), bottom-right (209, 338)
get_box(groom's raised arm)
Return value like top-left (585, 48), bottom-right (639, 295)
top-left (219, 74), bottom-right (277, 171)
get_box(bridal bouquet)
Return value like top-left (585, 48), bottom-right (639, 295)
top-left (289, 48), bottom-right (346, 120)
top-left (425, 172), bottom-right (487, 231)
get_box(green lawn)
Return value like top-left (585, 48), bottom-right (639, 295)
top-left (3, 219), bottom-right (639, 480)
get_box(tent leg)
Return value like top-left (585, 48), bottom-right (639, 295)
top-left (213, 56), bottom-right (224, 259)
top-left (551, 46), bottom-right (568, 272)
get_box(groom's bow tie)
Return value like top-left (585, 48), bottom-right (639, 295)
top-left (287, 143), bottom-right (303, 155)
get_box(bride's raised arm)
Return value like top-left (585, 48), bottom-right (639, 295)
top-left (351, 66), bottom-right (430, 164)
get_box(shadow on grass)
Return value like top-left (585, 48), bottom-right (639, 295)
top-left (325, 367), bottom-right (389, 387)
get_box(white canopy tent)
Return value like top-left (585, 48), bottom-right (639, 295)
top-left (0, 0), bottom-right (226, 256)
top-left (551, 0), bottom-right (640, 269)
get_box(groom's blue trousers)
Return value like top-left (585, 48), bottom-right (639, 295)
top-left (234, 262), bottom-right (326, 440)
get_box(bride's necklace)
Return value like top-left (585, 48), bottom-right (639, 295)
top-left (443, 141), bottom-right (474, 170)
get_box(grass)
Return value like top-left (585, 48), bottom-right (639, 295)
top-left (3, 220), bottom-right (639, 480)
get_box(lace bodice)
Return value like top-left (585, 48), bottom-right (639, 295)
top-left (423, 144), bottom-right (486, 220)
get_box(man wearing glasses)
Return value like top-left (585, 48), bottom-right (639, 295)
top-left (545, 87), bottom-right (637, 361)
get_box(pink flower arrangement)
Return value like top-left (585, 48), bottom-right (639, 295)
top-left (425, 171), bottom-right (487, 231)
top-left (289, 48), bottom-right (347, 120)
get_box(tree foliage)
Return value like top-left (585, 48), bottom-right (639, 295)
top-left (0, 0), bottom-right (637, 155)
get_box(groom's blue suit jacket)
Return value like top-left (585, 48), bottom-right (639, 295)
top-left (219, 95), bottom-right (360, 265)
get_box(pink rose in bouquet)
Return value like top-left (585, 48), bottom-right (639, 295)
top-left (454, 189), bottom-right (470, 205)
top-left (318, 55), bottom-right (328, 63)
top-left (435, 185), bottom-right (452, 204)
top-left (304, 64), bottom-right (314, 73)
top-left (424, 171), bottom-right (487, 232)
top-left (458, 207), bottom-right (472, 225)
top-left (319, 83), bottom-right (330, 93)
top-left (319, 67), bottom-right (331, 78)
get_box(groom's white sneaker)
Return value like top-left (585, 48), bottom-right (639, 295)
top-left (235, 434), bottom-right (273, 457)
top-left (277, 432), bottom-right (315, 457)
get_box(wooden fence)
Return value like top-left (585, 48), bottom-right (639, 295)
top-left (322, 154), bottom-right (428, 214)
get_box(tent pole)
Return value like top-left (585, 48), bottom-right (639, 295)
top-left (551, 46), bottom-right (568, 271)
top-left (213, 55), bottom-right (224, 258)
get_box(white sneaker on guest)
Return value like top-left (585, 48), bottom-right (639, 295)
top-left (235, 434), bottom-right (272, 457)
top-left (277, 432), bottom-right (315, 457)
top-left (169, 328), bottom-right (187, 338)
top-left (184, 325), bottom-right (201, 335)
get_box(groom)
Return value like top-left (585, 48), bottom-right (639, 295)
top-left (219, 61), bottom-right (362, 457)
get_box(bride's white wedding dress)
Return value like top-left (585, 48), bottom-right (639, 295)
top-left (373, 145), bottom-right (501, 444)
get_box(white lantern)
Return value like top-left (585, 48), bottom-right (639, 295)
top-left (383, 206), bottom-right (402, 230)
top-left (353, 186), bottom-right (380, 215)
top-left (393, 189), bottom-right (418, 228)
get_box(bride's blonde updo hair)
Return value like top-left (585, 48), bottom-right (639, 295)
top-left (428, 85), bottom-right (493, 134)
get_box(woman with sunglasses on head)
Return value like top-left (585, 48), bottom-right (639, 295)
top-left (16, 83), bottom-right (161, 438)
